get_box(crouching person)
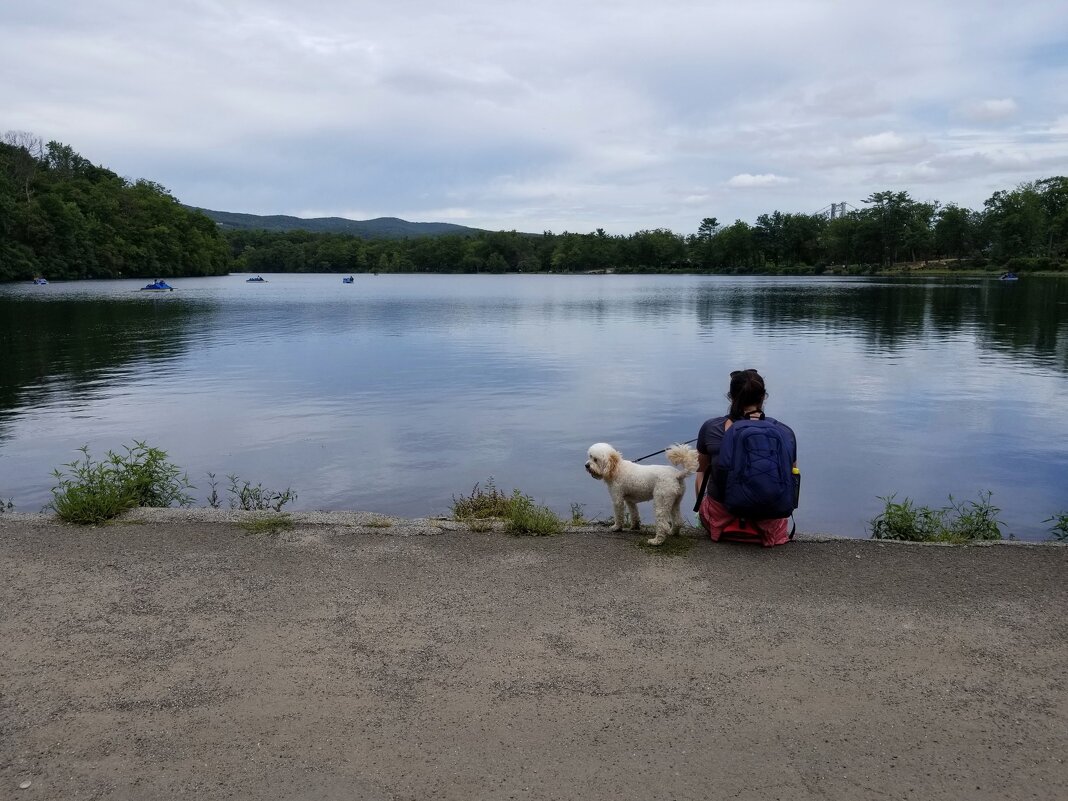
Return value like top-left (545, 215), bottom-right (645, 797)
top-left (695, 369), bottom-right (799, 547)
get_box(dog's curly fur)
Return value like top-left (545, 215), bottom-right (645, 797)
top-left (584, 442), bottom-right (699, 545)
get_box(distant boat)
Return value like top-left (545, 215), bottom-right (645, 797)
top-left (140, 279), bottom-right (174, 292)
top-left (998, 272), bottom-right (1019, 281)
top-left (342, 275), bottom-right (354, 284)
top-left (32, 277), bottom-right (48, 285)
top-left (246, 275), bottom-right (267, 283)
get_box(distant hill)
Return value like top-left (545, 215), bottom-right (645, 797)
top-left (188, 207), bottom-right (484, 238)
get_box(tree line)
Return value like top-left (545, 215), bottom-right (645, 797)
top-left (3, 133), bottom-right (1066, 280)
top-left (0, 133), bottom-right (230, 281)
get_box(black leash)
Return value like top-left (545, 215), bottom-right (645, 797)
top-left (632, 437), bottom-right (698, 463)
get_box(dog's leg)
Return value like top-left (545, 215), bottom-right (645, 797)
top-left (611, 494), bottom-right (626, 531)
top-left (670, 492), bottom-right (684, 536)
top-left (626, 500), bottom-right (642, 530)
top-left (647, 516), bottom-right (671, 546)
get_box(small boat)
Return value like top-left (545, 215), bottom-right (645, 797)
top-left (342, 275), bottom-right (354, 284)
top-left (140, 279), bottom-right (174, 292)
top-left (246, 275), bottom-right (268, 283)
top-left (998, 272), bottom-right (1019, 281)
top-left (32, 277), bottom-right (48, 285)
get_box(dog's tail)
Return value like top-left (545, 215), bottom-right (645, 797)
top-left (665, 442), bottom-right (699, 475)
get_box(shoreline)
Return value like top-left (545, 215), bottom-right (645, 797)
top-left (3, 507), bottom-right (1064, 545)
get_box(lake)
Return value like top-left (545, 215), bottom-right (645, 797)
top-left (1, 273), bottom-right (1066, 539)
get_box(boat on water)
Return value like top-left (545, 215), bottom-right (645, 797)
top-left (246, 275), bottom-right (268, 283)
top-left (342, 275), bottom-right (354, 284)
top-left (998, 272), bottom-right (1019, 281)
top-left (140, 279), bottom-right (174, 292)
top-left (32, 277), bottom-right (48, 285)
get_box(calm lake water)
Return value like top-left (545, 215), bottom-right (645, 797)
top-left (2, 273), bottom-right (1066, 539)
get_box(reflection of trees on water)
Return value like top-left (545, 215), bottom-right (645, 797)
top-left (0, 298), bottom-right (200, 439)
top-left (692, 279), bottom-right (1068, 372)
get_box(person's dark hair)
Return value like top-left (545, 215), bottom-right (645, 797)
top-left (727, 368), bottom-right (768, 419)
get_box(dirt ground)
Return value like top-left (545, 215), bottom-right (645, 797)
top-left (1, 509), bottom-right (1066, 801)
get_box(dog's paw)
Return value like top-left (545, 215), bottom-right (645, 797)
top-left (610, 524), bottom-right (623, 532)
top-left (645, 536), bottom-right (666, 546)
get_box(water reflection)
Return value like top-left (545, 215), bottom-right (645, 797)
top-left (0, 274), bottom-right (1065, 539)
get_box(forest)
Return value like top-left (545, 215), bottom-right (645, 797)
top-left (2, 132), bottom-right (1066, 280)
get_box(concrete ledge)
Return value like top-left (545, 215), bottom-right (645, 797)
top-left (2, 511), bottom-right (1066, 800)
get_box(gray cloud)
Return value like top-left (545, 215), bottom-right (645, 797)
top-left (2, 0), bottom-right (1066, 234)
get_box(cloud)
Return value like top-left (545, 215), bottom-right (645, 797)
top-left (853, 132), bottom-right (928, 157)
top-left (726, 174), bottom-right (796, 189)
top-left (1, 1), bottom-right (1066, 233)
top-left (959, 98), bottom-right (1020, 122)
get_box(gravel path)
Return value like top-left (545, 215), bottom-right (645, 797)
top-left (2, 510), bottom-right (1066, 800)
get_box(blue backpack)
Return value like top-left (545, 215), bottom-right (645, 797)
top-left (717, 416), bottom-right (798, 521)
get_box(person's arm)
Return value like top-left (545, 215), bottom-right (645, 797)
top-left (695, 452), bottom-right (710, 498)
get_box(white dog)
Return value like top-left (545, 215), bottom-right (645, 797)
top-left (584, 442), bottom-right (699, 545)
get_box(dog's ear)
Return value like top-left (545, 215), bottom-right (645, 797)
top-left (604, 450), bottom-right (621, 482)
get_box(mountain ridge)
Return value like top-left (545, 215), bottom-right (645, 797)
top-left (187, 207), bottom-right (484, 238)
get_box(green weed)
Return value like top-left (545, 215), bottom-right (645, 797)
top-left (505, 493), bottom-right (563, 536)
top-left (452, 478), bottom-right (562, 536)
top-left (870, 491), bottom-right (1004, 542)
top-left (451, 477), bottom-right (514, 520)
top-left (0, 498), bottom-right (12, 513)
top-left (49, 442), bottom-right (193, 525)
top-left (364, 517), bottom-right (393, 529)
top-left (1045, 512), bottom-right (1068, 542)
top-left (237, 514), bottom-right (294, 535)
top-left (569, 502), bottom-right (590, 525)
top-left (226, 474), bottom-right (297, 512)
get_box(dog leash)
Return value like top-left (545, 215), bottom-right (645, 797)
top-left (631, 438), bottom-right (698, 463)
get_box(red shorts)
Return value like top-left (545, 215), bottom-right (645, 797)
top-left (698, 495), bottom-right (791, 547)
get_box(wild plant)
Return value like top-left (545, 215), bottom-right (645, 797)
top-left (569, 502), bottom-right (589, 525)
top-left (0, 497), bottom-right (13, 513)
top-left (451, 477), bottom-right (514, 520)
top-left (869, 494), bottom-right (947, 541)
top-left (49, 442), bottom-right (193, 525)
top-left (505, 491), bottom-right (563, 536)
top-left (869, 491), bottom-right (1004, 542)
top-left (237, 513), bottom-right (294, 535)
top-left (945, 491), bottom-right (1002, 541)
top-left (1045, 512), bottom-right (1068, 542)
top-left (226, 474), bottom-right (297, 512)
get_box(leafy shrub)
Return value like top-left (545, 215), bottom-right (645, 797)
top-left (452, 478), bottom-right (562, 535)
top-left (1, 498), bottom-right (13, 513)
top-left (226, 474), bottom-right (297, 512)
top-left (1046, 512), bottom-right (1068, 542)
top-left (869, 494), bottom-right (947, 541)
top-left (451, 477), bottom-right (515, 520)
top-left (505, 493), bottom-right (563, 537)
top-left (49, 442), bottom-right (193, 524)
top-left (869, 491), bottom-right (1003, 543)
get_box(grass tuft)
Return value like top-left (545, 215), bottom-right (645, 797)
top-left (451, 477), bottom-right (514, 520)
top-left (452, 477), bottom-right (562, 536)
top-left (505, 494), bottom-right (564, 536)
top-left (1045, 512), bottom-right (1068, 542)
top-left (869, 491), bottom-right (1003, 542)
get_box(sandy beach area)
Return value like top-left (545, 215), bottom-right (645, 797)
top-left (2, 509), bottom-right (1066, 800)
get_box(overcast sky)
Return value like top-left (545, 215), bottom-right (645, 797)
top-left (3, 0), bottom-right (1066, 234)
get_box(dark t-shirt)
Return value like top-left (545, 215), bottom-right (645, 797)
top-left (697, 414), bottom-right (797, 500)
